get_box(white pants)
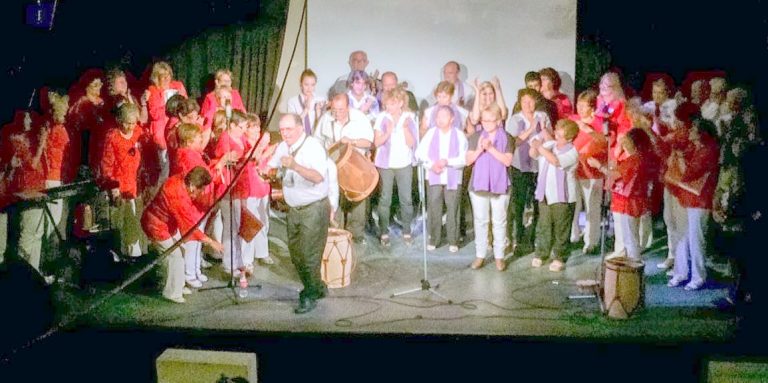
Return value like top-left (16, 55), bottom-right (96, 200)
top-left (571, 178), bottom-right (603, 247)
top-left (155, 231), bottom-right (185, 300)
top-left (663, 188), bottom-right (683, 260)
top-left (612, 212), bottom-right (641, 260)
top-left (671, 206), bottom-right (710, 285)
top-left (183, 216), bottom-right (208, 281)
top-left (19, 206), bottom-right (45, 272)
top-left (220, 197), bottom-right (244, 272)
top-left (241, 196), bottom-right (270, 266)
top-left (0, 211), bottom-right (7, 264)
top-left (639, 213), bottom-right (653, 249)
top-left (469, 191), bottom-right (509, 260)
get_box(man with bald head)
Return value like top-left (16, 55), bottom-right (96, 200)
top-left (378, 71), bottom-right (418, 112)
top-left (440, 61), bottom-right (474, 108)
top-left (268, 113), bottom-right (330, 314)
top-left (330, 50), bottom-right (372, 98)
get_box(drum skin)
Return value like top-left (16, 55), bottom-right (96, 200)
top-left (603, 257), bottom-right (645, 319)
top-left (327, 142), bottom-right (379, 202)
top-left (321, 228), bottom-right (355, 288)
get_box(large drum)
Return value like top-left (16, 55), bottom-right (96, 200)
top-left (327, 142), bottom-right (379, 202)
top-left (321, 228), bottom-right (355, 288)
top-left (603, 257), bottom-right (645, 319)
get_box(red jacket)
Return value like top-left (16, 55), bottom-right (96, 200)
top-left (199, 89), bottom-right (246, 132)
top-left (670, 136), bottom-right (719, 209)
top-left (99, 125), bottom-right (144, 199)
top-left (213, 132), bottom-right (251, 199)
top-left (610, 154), bottom-right (652, 217)
top-left (6, 130), bottom-right (47, 194)
top-left (569, 114), bottom-right (608, 180)
top-left (42, 121), bottom-right (71, 182)
top-left (67, 97), bottom-right (108, 176)
top-left (141, 174), bottom-right (207, 242)
top-left (169, 147), bottom-right (217, 213)
top-left (147, 81), bottom-right (187, 150)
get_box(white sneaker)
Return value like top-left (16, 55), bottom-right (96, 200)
top-left (197, 274), bottom-right (208, 282)
top-left (684, 280), bottom-right (704, 291)
top-left (656, 258), bottom-right (674, 270)
top-left (186, 279), bottom-right (202, 288)
top-left (182, 287), bottom-right (193, 295)
top-left (427, 245), bottom-right (436, 251)
top-left (448, 245), bottom-right (459, 253)
top-left (667, 277), bottom-right (685, 287)
top-left (165, 295), bottom-right (186, 304)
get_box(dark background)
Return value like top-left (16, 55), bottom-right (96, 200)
top-left (1, 1), bottom-right (767, 381)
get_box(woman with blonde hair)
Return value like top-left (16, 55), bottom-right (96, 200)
top-left (467, 77), bottom-right (508, 135)
top-left (200, 69), bottom-right (247, 132)
top-left (146, 61), bottom-right (188, 185)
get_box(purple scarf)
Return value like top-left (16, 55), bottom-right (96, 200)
top-left (374, 115), bottom-right (417, 168)
top-left (535, 143), bottom-right (573, 203)
top-left (299, 95), bottom-right (312, 135)
top-left (428, 127), bottom-right (460, 190)
top-left (470, 127), bottom-right (509, 194)
top-left (516, 117), bottom-right (541, 172)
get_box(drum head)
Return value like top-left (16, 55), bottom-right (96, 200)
top-left (328, 142), bottom-right (351, 164)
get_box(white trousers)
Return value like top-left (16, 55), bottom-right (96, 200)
top-left (639, 213), bottom-right (653, 249)
top-left (183, 216), bottom-right (208, 281)
top-left (612, 212), bottom-right (641, 260)
top-left (241, 196), bottom-right (270, 266)
top-left (155, 231), bottom-right (185, 300)
top-left (571, 178), bottom-right (603, 247)
top-left (469, 191), bottom-right (509, 260)
top-left (663, 188), bottom-right (683, 260)
top-left (671, 206), bottom-right (710, 285)
top-left (220, 196), bottom-right (244, 272)
top-left (19, 206), bottom-right (45, 272)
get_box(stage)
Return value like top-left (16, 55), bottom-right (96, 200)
top-left (56, 218), bottom-right (736, 342)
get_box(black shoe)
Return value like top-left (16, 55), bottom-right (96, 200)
top-left (294, 297), bottom-right (317, 314)
top-left (316, 286), bottom-right (329, 299)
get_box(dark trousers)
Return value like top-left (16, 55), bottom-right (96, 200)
top-left (427, 185), bottom-right (460, 247)
top-left (336, 196), bottom-right (367, 240)
top-left (377, 167), bottom-right (414, 236)
top-left (535, 201), bottom-right (576, 262)
top-left (287, 199), bottom-right (330, 300)
top-left (508, 167), bottom-right (538, 249)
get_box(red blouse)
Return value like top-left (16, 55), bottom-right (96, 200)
top-left (42, 121), bottom-right (71, 182)
top-left (551, 92), bottom-right (573, 121)
top-left (141, 174), bottom-right (207, 242)
top-left (199, 89), bottom-right (246, 132)
top-left (147, 80), bottom-right (187, 150)
top-left (213, 132), bottom-right (251, 199)
top-left (569, 114), bottom-right (608, 180)
top-left (670, 136), bottom-right (719, 209)
top-left (610, 154), bottom-right (652, 217)
top-left (99, 125), bottom-right (144, 199)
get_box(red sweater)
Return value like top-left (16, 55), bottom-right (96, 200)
top-left (551, 92), bottom-right (573, 121)
top-left (42, 121), bottom-right (71, 182)
top-left (569, 114), bottom-right (608, 180)
top-left (99, 125), bottom-right (144, 199)
top-left (147, 81), bottom-right (187, 150)
top-left (610, 154), bottom-right (652, 217)
top-left (213, 132), bottom-right (251, 199)
top-left (141, 175), bottom-right (207, 242)
top-left (670, 137), bottom-right (719, 209)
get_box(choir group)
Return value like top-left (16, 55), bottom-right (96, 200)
top-left (0, 49), bottom-right (760, 308)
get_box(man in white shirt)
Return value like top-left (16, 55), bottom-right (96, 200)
top-left (314, 94), bottom-right (374, 243)
top-left (426, 61), bottom-right (474, 109)
top-left (268, 113), bottom-right (330, 314)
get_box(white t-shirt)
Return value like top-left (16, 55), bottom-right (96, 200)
top-left (347, 90), bottom-right (380, 122)
top-left (268, 134), bottom-right (329, 207)
top-left (536, 140), bottom-right (578, 205)
top-left (373, 111), bottom-right (417, 169)
top-left (422, 104), bottom-right (468, 133)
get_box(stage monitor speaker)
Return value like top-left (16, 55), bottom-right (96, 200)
top-left (156, 348), bottom-right (257, 383)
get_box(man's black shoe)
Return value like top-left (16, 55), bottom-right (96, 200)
top-left (294, 297), bottom-right (317, 314)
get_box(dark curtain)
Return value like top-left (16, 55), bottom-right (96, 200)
top-left (168, 1), bottom-right (288, 118)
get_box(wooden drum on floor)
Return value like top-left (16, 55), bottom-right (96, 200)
top-left (603, 257), bottom-right (645, 319)
top-left (327, 142), bottom-right (379, 202)
top-left (321, 228), bottom-right (355, 288)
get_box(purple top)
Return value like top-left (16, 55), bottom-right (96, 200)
top-left (470, 127), bottom-right (511, 194)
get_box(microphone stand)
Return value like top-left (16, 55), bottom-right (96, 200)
top-left (391, 121), bottom-right (453, 304)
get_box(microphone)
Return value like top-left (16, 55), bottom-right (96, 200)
top-left (225, 99), bottom-right (232, 120)
top-left (601, 104), bottom-right (611, 136)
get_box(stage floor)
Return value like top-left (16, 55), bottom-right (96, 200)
top-left (63, 218), bottom-right (736, 342)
